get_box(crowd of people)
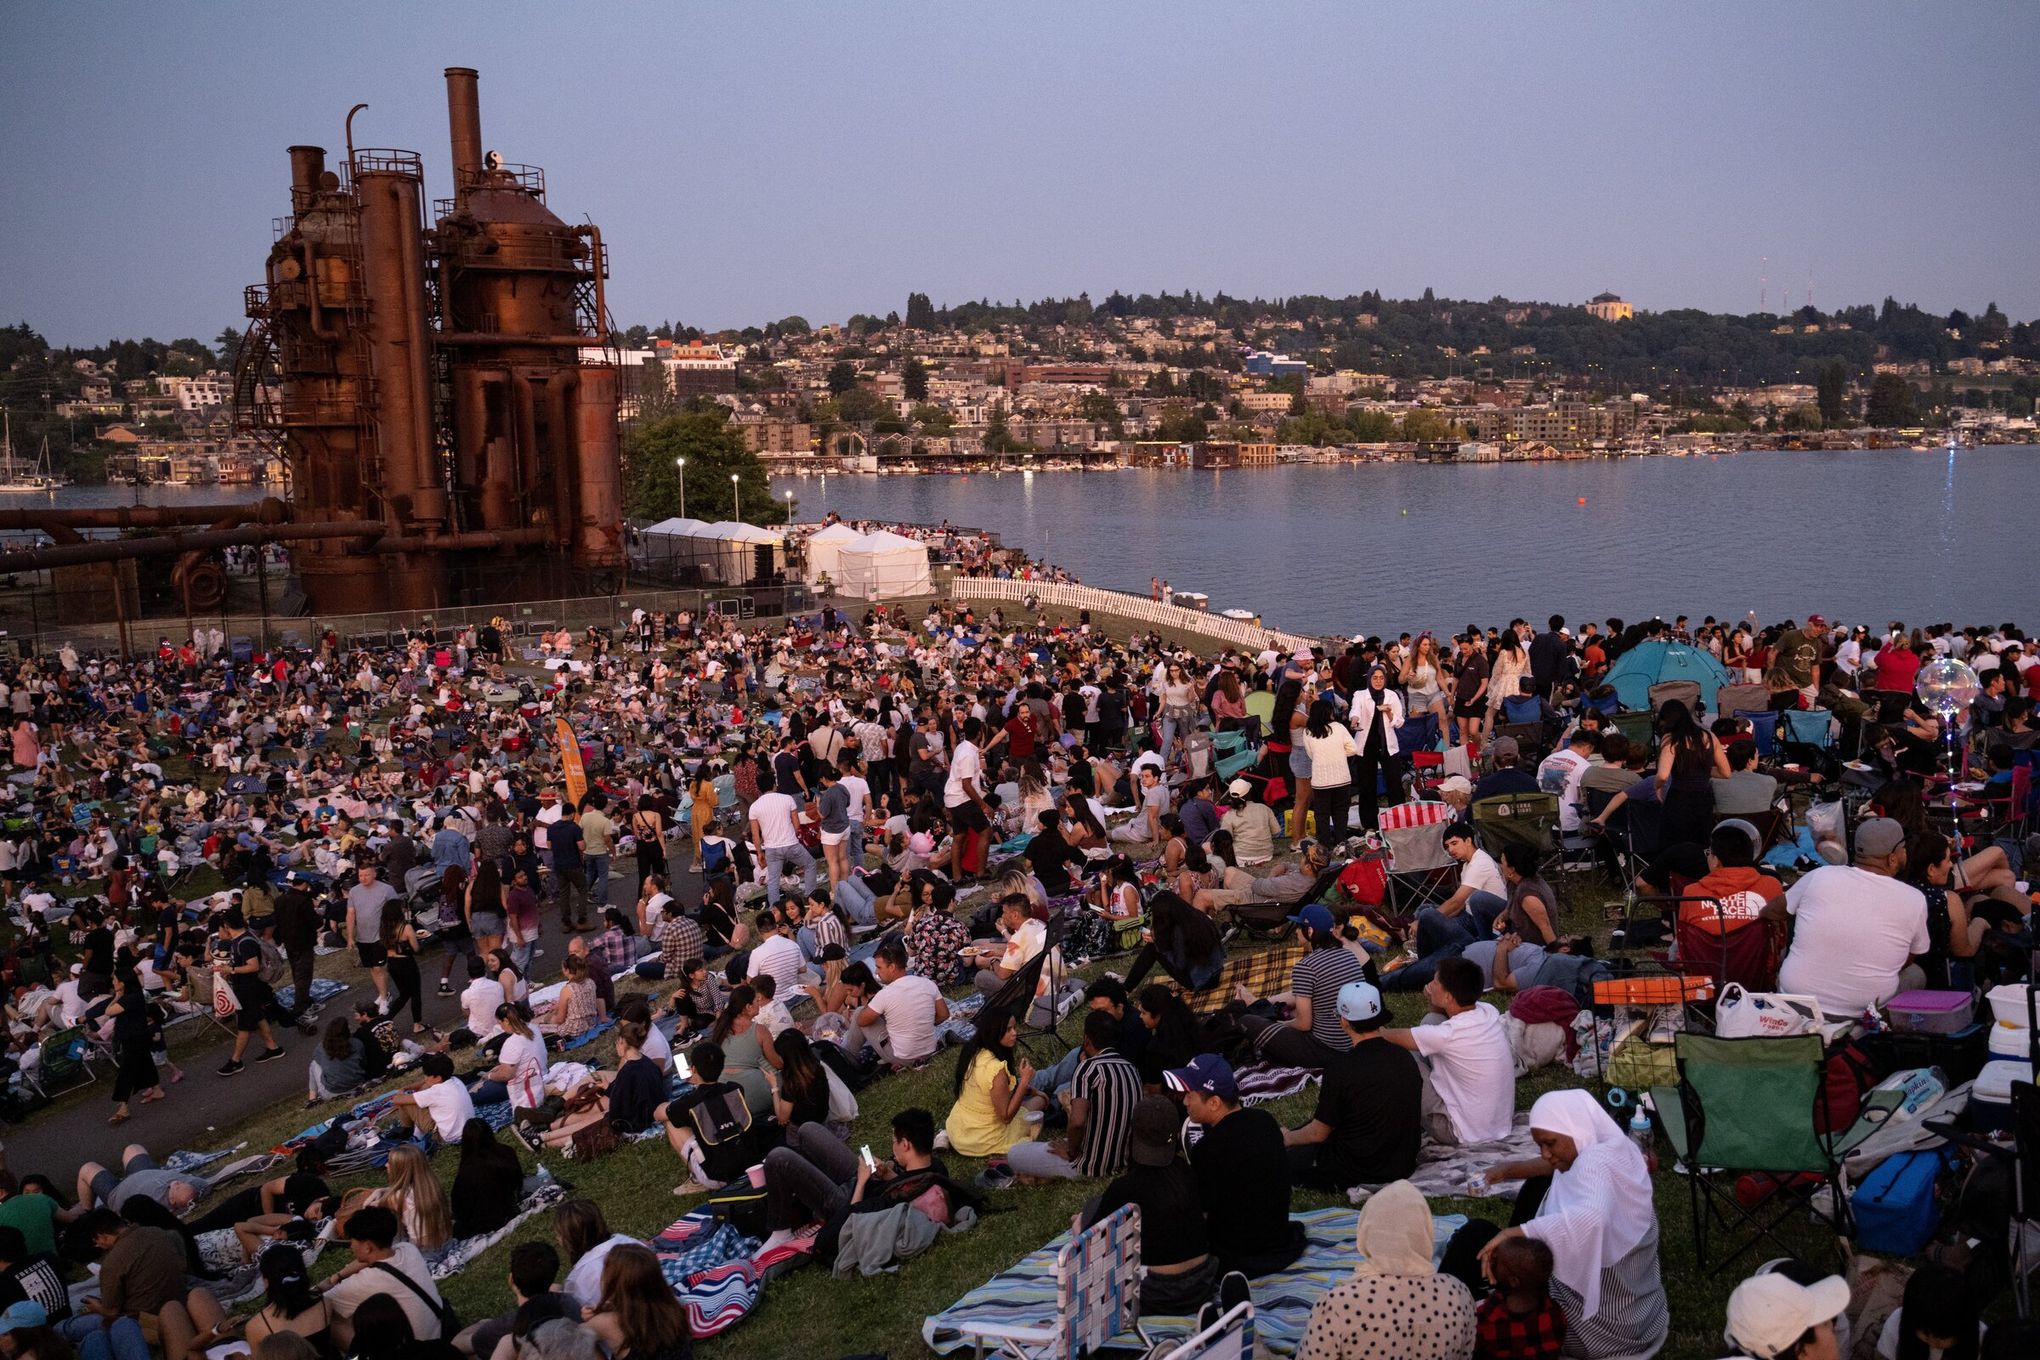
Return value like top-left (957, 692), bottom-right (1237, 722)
top-left (0, 566), bottom-right (2034, 1360)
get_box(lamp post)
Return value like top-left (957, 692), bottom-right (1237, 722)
top-left (731, 472), bottom-right (741, 522)
top-left (675, 456), bottom-right (686, 519)
top-left (784, 489), bottom-right (793, 523)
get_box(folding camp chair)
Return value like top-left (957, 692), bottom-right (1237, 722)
top-left (1211, 729), bottom-right (1249, 759)
top-left (1470, 792), bottom-right (1561, 865)
top-left (1155, 1301), bottom-right (1255, 1360)
top-left (1714, 684), bottom-right (1771, 723)
top-left (1213, 747), bottom-right (1256, 782)
top-left (1498, 721), bottom-right (1549, 763)
top-left (1652, 1032), bottom-right (1879, 1273)
top-left (1667, 896), bottom-right (1779, 993)
top-left (1609, 710), bottom-right (1656, 753)
top-left (1778, 708), bottom-right (1835, 751)
top-left (1734, 710), bottom-right (1781, 761)
top-left (955, 1204), bottom-right (1151, 1359)
top-left (1379, 801), bottom-right (1457, 910)
top-left (26, 1026), bottom-right (98, 1098)
top-left (1648, 680), bottom-right (1703, 716)
top-left (1396, 710), bottom-right (1441, 755)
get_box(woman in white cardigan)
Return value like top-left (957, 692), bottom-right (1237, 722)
top-left (1346, 665), bottom-right (1406, 832)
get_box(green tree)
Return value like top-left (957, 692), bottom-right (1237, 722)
top-left (909, 403), bottom-right (953, 433)
top-left (1078, 391), bottom-right (1124, 437)
top-left (1816, 361), bottom-right (1848, 427)
top-left (621, 407), bottom-right (783, 524)
top-left (983, 400), bottom-right (1020, 452)
top-left (1154, 409), bottom-right (1207, 442)
top-left (1865, 373), bottom-right (1917, 426)
top-left (835, 386), bottom-right (890, 424)
top-left (826, 361), bottom-right (858, 396)
top-left (905, 292), bottom-right (937, 329)
top-left (214, 326), bottom-right (244, 375)
top-left (777, 315), bottom-right (811, 336)
top-left (901, 357), bottom-right (928, 402)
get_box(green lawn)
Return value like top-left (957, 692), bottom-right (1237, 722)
top-left (159, 866), bottom-right (1851, 1360)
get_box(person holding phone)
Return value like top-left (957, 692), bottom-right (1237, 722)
top-left (752, 1107), bottom-right (947, 1256)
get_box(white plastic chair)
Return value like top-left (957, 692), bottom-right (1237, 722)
top-left (1153, 1301), bottom-right (1255, 1360)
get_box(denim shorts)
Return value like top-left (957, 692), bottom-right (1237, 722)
top-left (1288, 745), bottom-right (1313, 781)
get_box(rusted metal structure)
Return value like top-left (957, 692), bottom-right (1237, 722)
top-left (228, 66), bottom-right (622, 612)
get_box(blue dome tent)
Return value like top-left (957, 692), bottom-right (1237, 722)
top-left (1601, 640), bottom-right (1732, 713)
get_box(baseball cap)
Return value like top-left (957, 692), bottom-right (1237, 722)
top-left (1723, 1272), bottom-right (1850, 1359)
top-left (1336, 979), bottom-right (1383, 1023)
top-left (0, 1302), bottom-right (48, 1335)
top-left (1128, 1094), bottom-right (1182, 1167)
top-left (1162, 1053), bottom-right (1239, 1104)
top-left (1287, 903), bottom-right (1335, 934)
top-left (1488, 734), bottom-right (1521, 761)
top-left (1854, 816), bottom-right (1905, 859)
top-left (1806, 613), bottom-right (1828, 628)
top-left (1226, 777), bottom-right (1253, 799)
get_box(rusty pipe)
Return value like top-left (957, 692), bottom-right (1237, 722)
top-left (445, 67), bottom-right (482, 186)
top-left (368, 526), bottom-right (551, 554)
top-left (344, 103), bottom-right (368, 178)
top-left (0, 499), bottom-right (287, 532)
top-left (288, 146), bottom-right (326, 198)
top-left (0, 521), bottom-right (384, 573)
top-left (434, 332), bottom-right (601, 347)
top-left (302, 239), bottom-right (338, 340)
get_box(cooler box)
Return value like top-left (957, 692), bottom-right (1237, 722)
top-left (1984, 983), bottom-right (2035, 1060)
top-left (1970, 1058), bottom-right (2035, 1134)
top-left (1885, 990), bottom-right (1976, 1035)
top-left (1850, 1148), bottom-right (1946, 1256)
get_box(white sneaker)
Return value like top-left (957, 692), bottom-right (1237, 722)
top-left (759, 1228), bottom-right (799, 1254)
top-left (933, 1129), bottom-right (951, 1151)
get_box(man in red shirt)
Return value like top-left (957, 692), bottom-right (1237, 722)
top-left (1003, 703), bottom-right (1040, 762)
top-left (1680, 820), bottom-right (1783, 934)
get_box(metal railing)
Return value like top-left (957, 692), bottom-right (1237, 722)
top-left (946, 577), bottom-right (1317, 653)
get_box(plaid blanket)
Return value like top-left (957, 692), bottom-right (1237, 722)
top-left (922, 1205), bottom-right (1465, 1356)
top-left (1182, 941), bottom-right (1306, 1016)
top-left (1347, 1112), bottom-right (1542, 1204)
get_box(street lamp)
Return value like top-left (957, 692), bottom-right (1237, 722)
top-left (731, 472), bottom-right (740, 522)
top-left (784, 489), bottom-right (793, 523)
top-left (674, 456), bottom-right (686, 519)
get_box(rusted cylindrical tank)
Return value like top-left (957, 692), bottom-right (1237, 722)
top-left (287, 146), bottom-right (326, 206)
top-left (354, 157), bottom-right (442, 544)
top-left (572, 364), bottom-right (622, 569)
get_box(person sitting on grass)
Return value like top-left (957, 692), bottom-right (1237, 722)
top-left (391, 1053), bottom-right (474, 1150)
top-left (452, 1241), bottom-right (567, 1360)
top-left (516, 1020), bottom-right (666, 1154)
top-left (1167, 1054), bottom-right (1305, 1278)
top-left (1281, 980), bottom-right (1422, 1192)
top-left (655, 1041), bottom-right (775, 1196)
top-left (538, 955), bottom-right (605, 1042)
top-left (1088, 1094), bottom-right (1231, 1318)
top-left (582, 1244), bottom-right (692, 1360)
top-left (943, 1007), bottom-right (1039, 1158)
top-left (1383, 956), bottom-right (1517, 1147)
top-left (1720, 1267), bottom-right (1849, 1360)
top-left (1473, 1234), bottom-right (1565, 1360)
top-left (1005, 1008), bottom-right (1142, 1183)
top-left (755, 1107), bottom-right (949, 1255)
top-left (1294, 1179), bottom-right (1475, 1360)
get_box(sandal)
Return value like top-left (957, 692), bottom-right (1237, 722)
top-left (109, 1110), bottom-right (130, 1125)
top-left (672, 1179), bottom-right (713, 1197)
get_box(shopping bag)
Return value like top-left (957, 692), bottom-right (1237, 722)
top-left (211, 972), bottom-right (241, 1020)
top-left (1715, 982), bottom-right (1824, 1039)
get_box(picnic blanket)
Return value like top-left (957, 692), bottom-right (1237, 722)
top-left (275, 1092), bottom-right (407, 1171)
top-left (271, 977), bottom-right (349, 1013)
top-left (922, 1206), bottom-right (1466, 1356)
top-left (1235, 1061), bottom-right (1319, 1108)
top-left (430, 1179), bottom-right (566, 1278)
top-left (647, 1211), bottom-right (764, 1339)
top-left (1347, 1112), bottom-right (1542, 1204)
top-left (163, 1145), bottom-right (243, 1174)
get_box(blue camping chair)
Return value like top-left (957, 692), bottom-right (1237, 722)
top-left (1779, 708), bottom-right (1834, 751)
top-left (1396, 710), bottom-right (1441, 754)
top-left (1214, 748), bottom-right (1257, 781)
top-left (1735, 710), bottom-right (1780, 760)
top-left (1211, 729), bottom-right (1249, 758)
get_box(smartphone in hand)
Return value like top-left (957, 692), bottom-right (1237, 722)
top-left (859, 1144), bottom-right (877, 1172)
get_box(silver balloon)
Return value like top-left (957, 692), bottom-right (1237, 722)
top-left (1914, 657), bottom-right (1980, 716)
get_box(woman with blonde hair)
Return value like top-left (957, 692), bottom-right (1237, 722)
top-left (369, 1143), bottom-right (452, 1259)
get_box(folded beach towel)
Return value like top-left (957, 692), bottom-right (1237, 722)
top-left (1346, 1112), bottom-right (1541, 1204)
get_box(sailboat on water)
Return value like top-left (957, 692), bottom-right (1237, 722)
top-left (0, 412), bottom-right (68, 493)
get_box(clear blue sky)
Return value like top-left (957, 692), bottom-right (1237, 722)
top-left (4, 1), bottom-right (2036, 347)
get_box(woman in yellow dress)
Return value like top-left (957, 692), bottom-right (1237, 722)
top-left (944, 1007), bottom-right (1038, 1157)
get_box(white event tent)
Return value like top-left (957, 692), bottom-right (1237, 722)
top-left (834, 530), bottom-right (933, 600)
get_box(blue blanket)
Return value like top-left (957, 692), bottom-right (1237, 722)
top-left (922, 1206), bottom-right (1464, 1357)
top-left (272, 977), bottom-right (349, 1012)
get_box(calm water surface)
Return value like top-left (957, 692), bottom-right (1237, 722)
top-left (777, 446), bottom-right (2038, 636)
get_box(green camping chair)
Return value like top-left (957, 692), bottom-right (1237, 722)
top-left (1609, 710), bottom-right (1656, 753)
top-left (28, 1025), bottom-right (98, 1099)
top-left (1470, 792), bottom-right (1561, 864)
top-left (1651, 1032), bottom-right (1876, 1273)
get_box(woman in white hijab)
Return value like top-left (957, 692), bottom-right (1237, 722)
top-left (1477, 1089), bottom-right (1669, 1360)
top-left (1295, 1179), bottom-right (1475, 1360)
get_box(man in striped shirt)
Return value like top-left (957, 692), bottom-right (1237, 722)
top-left (1006, 1009), bottom-right (1143, 1182)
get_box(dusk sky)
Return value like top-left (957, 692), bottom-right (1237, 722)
top-left (4, 1), bottom-right (2036, 347)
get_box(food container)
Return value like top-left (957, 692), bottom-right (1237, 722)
top-left (1970, 1058), bottom-right (2036, 1133)
top-left (1884, 989), bottom-right (1976, 1035)
top-left (1985, 983), bottom-right (2036, 1029)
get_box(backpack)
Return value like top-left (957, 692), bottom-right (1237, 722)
top-left (256, 937), bottom-right (291, 990)
top-left (687, 1086), bottom-right (759, 1183)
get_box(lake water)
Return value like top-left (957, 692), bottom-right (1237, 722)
top-left (775, 445), bottom-right (2040, 637)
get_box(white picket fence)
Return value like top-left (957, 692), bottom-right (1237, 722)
top-left (948, 577), bottom-right (1319, 654)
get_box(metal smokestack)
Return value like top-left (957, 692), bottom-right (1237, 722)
top-left (444, 67), bottom-right (482, 184)
top-left (287, 145), bottom-right (326, 198)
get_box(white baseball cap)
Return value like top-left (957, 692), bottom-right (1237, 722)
top-left (1227, 778), bottom-right (1253, 799)
top-left (1723, 1273), bottom-right (1850, 1359)
top-left (1336, 980), bottom-right (1383, 1023)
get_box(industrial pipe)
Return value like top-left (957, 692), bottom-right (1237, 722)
top-left (288, 146), bottom-right (326, 199)
top-left (433, 332), bottom-right (601, 347)
top-left (0, 521), bottom-right (384, 573)
top-left (445, 67), bottom-right (482, 185)
top-left (368, 526), bottom-right (551, 554)
top-left (0, 499), bottom-right (288, 532)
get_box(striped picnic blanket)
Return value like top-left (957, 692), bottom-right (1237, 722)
top-left (921, 1206), bottom-right (1465, 1356)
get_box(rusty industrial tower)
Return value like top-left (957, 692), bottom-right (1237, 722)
top-left (236, 66), bottom-right (623, 612)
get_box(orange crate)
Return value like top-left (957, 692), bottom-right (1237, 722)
top-left (1592, 975), bottom-right (1714, 1006)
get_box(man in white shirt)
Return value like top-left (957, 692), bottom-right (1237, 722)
top-left (1534, 729), bottom-right (1597, 830)
top-left (747, 912), bottom-right (809, 999)
top-left (1765, 817), bottom-right (1928, 1016)
top-left (323, 1206), bottom-right (446, 1348)
top-left (854, 938), bottom-right (950, 1064)
top-left (967, 893), bottom-right (1058, 1026)
top-left (1384, 956), bottom-right (1516, 1145)
top-left (1388, 823), bottom-right (1510, 992)
top-left (392, 1053), bottom-right (475, 1144)
top-left (748, 786), bottom-right (815, 907)
top-left (944, 716), bottom-right (993, 877)
top-left (837, 753), bottom-right (872, 867)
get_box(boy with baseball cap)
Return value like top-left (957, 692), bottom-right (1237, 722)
top-left (1722, 1270), bottom-right (1849, 1359)
top-left (1165, 1054), bottom-right (1305, 1277)
top-left (1280, 980), bottom-right (1421, 1190)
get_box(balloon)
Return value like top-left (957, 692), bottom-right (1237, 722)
top-left (1577, 496), bottom-right (1587, 506)
top-left (1914, 657), bottom-right (1979, 715)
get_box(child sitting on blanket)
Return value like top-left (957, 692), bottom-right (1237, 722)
top-left (1474, 1234), bottom-right (1566, 1360)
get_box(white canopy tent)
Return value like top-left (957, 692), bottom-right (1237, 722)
top-left (835, 530), bottom-right (933, 600)
top-left (803, 521), bottom-right (862, 585)
top-left (636, 518), bottom-right (783, 584)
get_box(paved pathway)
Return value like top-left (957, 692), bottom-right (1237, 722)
top-left (7, 853), bottom-right (698, 1181)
